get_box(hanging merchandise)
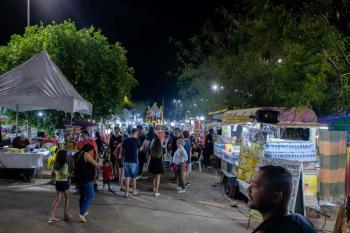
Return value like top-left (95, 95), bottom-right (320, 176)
top-left (319, 130), bottom-right (347, 198)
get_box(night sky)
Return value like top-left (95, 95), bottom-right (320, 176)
top-left (0, 0), bottom-right (231, 105)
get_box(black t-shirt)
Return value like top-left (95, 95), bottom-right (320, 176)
top-left (109, 135), bottom-right (119, 162)
top-left (109, 135), bottom-right (118, 152)
top-left (95, 138), bottom-right (104, 154)
top-left (252, 214), bottom-right (317, 233)
top-left (139, 134), bottom-right (146, 145)
top-left (74, 151), bottom-right (95, 184)
top-left (171, 136), bottom-right (180, 156)
top-left (122, 138), bottom-right (141, 163)
top-left (205, 133), bottom-right (213, 150)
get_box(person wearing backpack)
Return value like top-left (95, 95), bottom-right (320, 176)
top-left (48, 149), bottom-right (72, 223)
top-left (148, 136), bottom-right (164, 197)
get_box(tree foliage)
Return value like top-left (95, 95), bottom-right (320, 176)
top-left (0, 20), bottom-right (137, 120)
top-left (174, 0), bottom-right (350, 115)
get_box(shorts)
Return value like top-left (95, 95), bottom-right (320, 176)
top-left (124, 162), bottom-right (138, 179)
top-left (55, 180), bottom-right (70, 192)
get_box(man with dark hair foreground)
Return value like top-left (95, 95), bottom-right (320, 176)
top-left (249, 165), bottom-right (317, 233)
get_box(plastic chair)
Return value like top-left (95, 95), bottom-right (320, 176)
top-left (192, 151), bottom-right (203, 172)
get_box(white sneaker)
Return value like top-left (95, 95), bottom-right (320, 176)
top-left (177, 189), bottom-right (186, 194)
top-left (176, 186), bottom-right (182, 191)
top-left (79, 214), bottom-right (88, 223)
top-left (154, 192), bottom-right (160, 197)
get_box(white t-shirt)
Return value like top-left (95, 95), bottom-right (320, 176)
top-left (173, 146), bottom-right (188, 165)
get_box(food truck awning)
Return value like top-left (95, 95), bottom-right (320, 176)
top-left (222, 107), bottom-right (317, 124)
top-left (276, 122), bottom-right (325, 128)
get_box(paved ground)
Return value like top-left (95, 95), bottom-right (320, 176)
top-left (0, 170), bottom-right (252, 233)
top-left (0, 168), bottom-right (336, 233)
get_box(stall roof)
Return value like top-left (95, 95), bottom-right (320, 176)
top-left (0, 51), bottom-right (92, 115)
top-left (317, 111), bottom-right (350, 124)
top-left (222, 107), bottom-right (317, 125)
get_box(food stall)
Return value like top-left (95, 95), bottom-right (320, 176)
top-left (213, 107), bottom-right (319, 200)
top-left (0, 51), bottom-right (92, 179)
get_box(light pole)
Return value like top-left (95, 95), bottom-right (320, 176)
top-left (27, 0), bottom-right (30, 27)
top-left (193, 103), bottom-right (198, 117)
top-left (173, 99), bottom-right (181, 121)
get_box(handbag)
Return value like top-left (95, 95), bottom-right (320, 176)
top-left (169, 163), bottom-right (178, 173)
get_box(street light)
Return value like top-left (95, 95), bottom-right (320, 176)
top-left (212, 83), bottom-right (224, 98)
top-left (277, 58), bottom-right (283, 64)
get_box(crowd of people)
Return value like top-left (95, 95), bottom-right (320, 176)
top-left (46, 125), bottom-right (318, 233)
top-left (48, 125), bottom-right (210, 223)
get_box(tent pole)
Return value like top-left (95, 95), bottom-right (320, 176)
top-left (15, 104), bottom-right (19, 136)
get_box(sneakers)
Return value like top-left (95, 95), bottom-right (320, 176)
top-left (154, 192), bottom-right (161, 197)
top-left (79, 214), bottom-right (88, 223)
top-left (177, 189), bottom-right (186, 194)
top-left (185, 182), bottom-right (190, 187)
top-left (176, 186), bottom-right (182, 191)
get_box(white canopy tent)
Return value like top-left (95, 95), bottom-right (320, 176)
top-left (0, 51), bottom-right (92, 134)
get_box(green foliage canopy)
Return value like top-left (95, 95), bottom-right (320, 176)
top-left (174, 1), bottom-right (350, 115)
top-left (0, 20), bottom-right (137, 120)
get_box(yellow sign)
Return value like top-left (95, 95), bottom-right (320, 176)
top-left (237, 145), bottom-right (263, 183)
top-left (304, 174), bottom-right (318, 196)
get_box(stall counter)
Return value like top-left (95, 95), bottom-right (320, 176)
top-left (0, 152), bottom-right (46, 169)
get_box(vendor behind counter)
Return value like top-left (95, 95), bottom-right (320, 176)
top-left (11, 134), bottom-right (30, 149)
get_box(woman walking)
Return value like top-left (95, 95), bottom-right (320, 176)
top-left (48, 149), bottom-right (71, 223)
top-left (74, 144), bottom-right (101, 223)
top-left (173, 138), bottom-right (188, 193)
top-left (114, 135), bottom-right (124, 191)
top-left (148, 136), bottom-right (164, 197)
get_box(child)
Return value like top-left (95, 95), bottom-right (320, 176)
top-left (48, 149), bottom-right (72, 223)
top-left (101, 160), bottom-right (113, 191)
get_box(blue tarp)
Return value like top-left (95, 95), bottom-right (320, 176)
top-left (317, 111), bottom-right (350, 124)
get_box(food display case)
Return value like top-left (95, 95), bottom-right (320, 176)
top-left (212, 107), bottom-right (319, 201)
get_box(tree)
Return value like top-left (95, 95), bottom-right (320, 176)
top-left (0, 20), bottom-right (137, 120)
top-left (173, 1), bottom-right (350, 115)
